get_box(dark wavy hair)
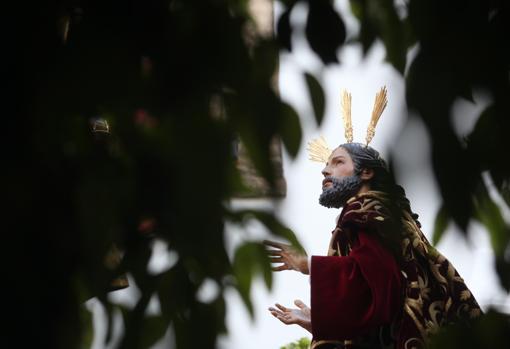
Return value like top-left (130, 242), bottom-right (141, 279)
top-left (339, 143), bottom-right (421, 258)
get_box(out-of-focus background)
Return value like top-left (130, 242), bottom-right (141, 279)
top-left (9, 0), bottom-right (510, 348)
top-left (212, 3), bottom-right (510, 348)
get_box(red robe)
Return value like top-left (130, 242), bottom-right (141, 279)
top-left (309, 192), bottom-right (481, 349)
top-left (311, 232), bottom-right (402, 345)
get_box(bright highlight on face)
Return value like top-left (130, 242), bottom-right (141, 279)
top-left (318, 147), bottom-right (362, 209)
top-left (321, 147), bottom-right (356, 186)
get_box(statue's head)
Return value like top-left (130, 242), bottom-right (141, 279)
top-left (319, 143), bottom-right (391, 208)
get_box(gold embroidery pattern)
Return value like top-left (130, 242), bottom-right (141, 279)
top-left (337, 192), bottom-right (482, 347)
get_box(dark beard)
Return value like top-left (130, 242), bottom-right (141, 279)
top-left (319, 175), bottom-right (362, 208)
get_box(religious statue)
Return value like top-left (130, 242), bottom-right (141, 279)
top-left (265, 88), bottom-right (481, 349)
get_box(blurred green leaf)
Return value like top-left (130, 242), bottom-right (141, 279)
top-left (13, 0), bottom-right (510, 348)
top-left (474, 185), bottom-right (510, 258)
top-left (458, 84), bottom-right (474, 103)
top-left (429, 309), bottom-right (510, 349)
top-left (280, 336), bottom-right (311, 349)
top-left (368, 0), bottom-right (407, 73)
top-left (253, 39), bottom-right (279, 83)
top-left (277, 6), bottom-right (293, 51)
top-left (349, 0), bottom-right (376, 55)
top-left (306, 0), bottom-right (345, 64)
top-left (468, 105), bottom-right (510, 205)
top-left (304, 72), bottom-right (326, 126)
top-left (226, 209), bottom-right (303, 252)
top-left (495, 256), bottom-right (510, 292)
top-left (279, 102), bottom-right (303, 158)
top-left (432, 204), bottom-right (450, 245)
top-left (251, 211), bottom-right (303, 252)
top-left (352, 0), bottom-right (406, 73)
top-left (232, 242), bottom-right (273, 317)
top-left (80, 306), bottom-right (94, 349)
top-left (118, 303), bottom-right (169, 349)
top-left (139, 315), bottom-right (168, 349)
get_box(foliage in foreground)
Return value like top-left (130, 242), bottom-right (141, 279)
top-left (280, 337), bottom-right (311, 349)
top-left (8, 0), bottom-right (510, 348)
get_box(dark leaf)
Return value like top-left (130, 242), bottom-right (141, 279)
top-left (304, 72), bottom-right (326, 126)
top-left (365, 0), bottom-right (407, 73)
top-left (432, 204), bottom-right (450, 245)
top-left (458, 84), bottom-right (474, 103)
top-left (495, 256), bottom-right (510, 292)
top-left (279, 102), bottom-right (303, 158)
top-left (350, 0), bottom-right (376, 55)
top-left (429, 309), bottom-right (510, 349)
top-left (226, 92), bottom-right (276, 185)
top-left (468, 105), bottom-right (510, 191)
top-left (139, 315), bottom-right (169, 349)
top-left (250, 211), bottom-right (304, 252)
top-left (407, 53), bottom-right (475, 231)
top-left (80, 305), bottom-right (94, 349)
top-left (118, 304), bottom-right (169, 349)
top-left (431, 138), bottom-right (474, 232)
top-left (474, 185), bottom-right (510, 259)
top-left (306, 0), bottom-right (346, 64)
top-left (253, 39), bottom-right (279, 83)
top-left (232, 242), bottom-right (273, 317)
top-left (225, 209), bottom-right (303, 252)
top-left (277, 7), bottom-right (293, 51)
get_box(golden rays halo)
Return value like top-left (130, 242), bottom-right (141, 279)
top-left (306, 86), bottom-right (388, 163)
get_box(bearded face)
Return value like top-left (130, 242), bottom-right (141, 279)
top-left (318, 146), bottom-right (364, 209)
top-left (318, 175), bottom-right (362, 208)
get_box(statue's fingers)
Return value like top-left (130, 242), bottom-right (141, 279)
top-left (263, 240), bottom-right (285, 249)
top-left (269, 257), bottom-right (283, 263)
top-left (266, 250), bottom-right (282, 256)
top-left (269, 310), bottom-right (280, 318)
top-left (272, 264), bottom-right (289, 272)
top-left (268, 307), bottom-right (281, 314)
top-left (277, 315), bottom-right (289, 324)
top-left (275, 303), bottom-right (289, 312)
top-left (294, 299), bottom-right (307, 309)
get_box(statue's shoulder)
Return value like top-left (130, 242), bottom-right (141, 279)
top-left (338, 191), bottom-right (391, 230)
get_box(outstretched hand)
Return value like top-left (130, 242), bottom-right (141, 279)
top-left (268, 300), bottom-right (312, 333)
top-left (263, 240), bottom-right (309, 274)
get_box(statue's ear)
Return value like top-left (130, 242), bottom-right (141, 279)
top-left (360, 168), bottom-right (374, 181)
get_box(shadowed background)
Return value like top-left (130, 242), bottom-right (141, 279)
top-left (8, 0), bottom-right (510, 348)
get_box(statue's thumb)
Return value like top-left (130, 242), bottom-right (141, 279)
top-left (294, 299), bottom-right (304, 308)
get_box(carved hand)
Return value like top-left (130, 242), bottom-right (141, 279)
top-left (263, 240), bottom-right (309, 274)
top-left (268, 300), bottom-right (312, 333)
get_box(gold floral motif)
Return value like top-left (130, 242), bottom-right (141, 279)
top-left (460, 290), bottom-right (471, 301)
top-left (447, 263), bottom-right (456, 280)
top-left (404, 302), bottom-right (426, 339)
top-left (404, 337), bottom-right (425, 349)
top-left (426, 300), bottom-right (445, 334)
top-left (409, 281), bottom-right (419, 288)
top-left (429, 261), bottom-right (448, 285)
top-left (456, 303), bottom-right (471, 318)
top-left (406, 297), bottom-right (424, 316)
top-left (340, 191), bottom-right (482, 347)
top-left (453, 275), bottom-right (465, 283)
top-left (445, 297), bottom-right (453, 313)
top-left (418, 278), bottom-right (430, 300)
top-left (470, 308), bottom-right (482, 319)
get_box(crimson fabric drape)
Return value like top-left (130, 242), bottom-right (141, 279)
top-left (311, 232), bottom-right (401, 341)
